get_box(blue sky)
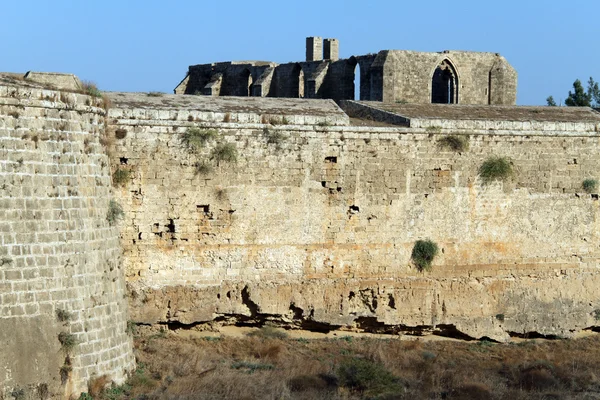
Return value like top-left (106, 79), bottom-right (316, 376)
top-left (1, 0), bottom-right (597, 105)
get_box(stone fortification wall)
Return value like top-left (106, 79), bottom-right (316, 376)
top-left (109, 101), bottom-right (600, 342)
top-left (0, 82), bottom-right (134, 398)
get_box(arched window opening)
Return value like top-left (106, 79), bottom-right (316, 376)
top-left (298, 69), bottom-right (305, 98)
top-left (247, 72), bottom-right (253, 97)
top-left (354, 63), bottom-right (361, 100)
top-left (431, 60), bottom-right (458, 104)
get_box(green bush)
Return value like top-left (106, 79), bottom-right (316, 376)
top-left (262, 128), bottom-right (287, 146)
top-left (112, 168), bottom-right (131, 187)
top-left (478, 157), bottom-right (513, 184)
top-left (438, 135), bottom-right (469, 152)
top-left (582, 179), bottom-right (598, 193)
top-left (411, 239), bottom-right (439, 272)
top-left (107, 200), bottom-right (124, 226)
top-left (211, 143), bottom-right (237, 164)
top-left (181, 128), bottom-right (217, 152)
top-left (337, 357), bottom-right (404, 396)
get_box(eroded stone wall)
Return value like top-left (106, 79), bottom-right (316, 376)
top-left (0, 83), bottom-right (134, 399)
top-left (109, 107), bottom-right (600, 341)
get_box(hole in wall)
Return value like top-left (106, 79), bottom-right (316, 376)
top-left (325, 156), bottom-right (337, 163)
top-left (120, 157), bottom-right (128, 165)
top-left (166, 219), bottom-right (176, 233)
top-left (349, 205), bottom-right (360, 214)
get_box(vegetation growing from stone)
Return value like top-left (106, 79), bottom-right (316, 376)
top-left (107, 200), bottom-right (124, 226)
top-left (411, 239), bottom-right (439, 272)
top-left (582, 179), bottom-right (598, 193)
top-left (56, 309), bottom-right (72, 323)
top-left (262, 127), bottom-right (287, 147)
top-left (87, 326), bottom-right (600, 399)
top-left (81, 81), bottom-right (102, 98)
top-left (438, 135), bottom-right (469, 152)
top-left (58, 332), bottom-right (78, 352)
top-left (181, 127), bottom-right (218, 152)
top-left (211, 143), bottom-right (237, 164)
top-left (112, 168), bottom-right (131, 187)
top-left (194, 161), bottom-right (213, 175)
top-left (479, 156), bottom-right (513, 184)
top-left (147, 92), bottom-right (164, 97)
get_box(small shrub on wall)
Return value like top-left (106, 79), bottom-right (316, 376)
top-left (107, 200), bottom-right (124, 226)
top-left (582, 179), bottom-right (598, 193)
top-left (112, 168), bottom-right (131, 187)
top-left (411, 239), bottom-right (439, 272)
top-left (438, 135), bottom-right (469, 152)
top-left (181, 128), bottom-right (217, 152)
top-left (211, 143), bottom-right (237, 165)
top-left (478, 157), bottom-right (513, 184)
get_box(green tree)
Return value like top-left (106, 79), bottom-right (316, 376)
top-left (546, 96), bottom-right (557, 106)
top-left (588, 77), bottom-right (600, 107)
top-left (565, 79), bottom-right (591, 106)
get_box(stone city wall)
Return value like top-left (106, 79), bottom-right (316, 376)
top-left (108, 104), bottom-right (600, 342)
top-left (0, 82), bottom-right (134, 399)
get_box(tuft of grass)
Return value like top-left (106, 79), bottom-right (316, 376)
top-left (438, 135), bottom-right (469, 152)
top-left (268, 116), bottom-right (289, 125)
top-left (337, 357), bottom-right (404, 397)
top-left (231, 361), bottom-right (275, 374)
top-left (425, 126), bottom-right (442, 133)
top-left (107, 200), bottom-right (124, 226)
top-left (211, 143), bottom-right (237, 164)
top-left (181, 128), bottom-right (218, 152)
top-left (147, 92), bottom-right (164, 97)
top-left (478, 156), bottom-right (513, 184)
top-left (593, 309), bottom-right (600, 321)
top-left (81, 81), bottom-right (102, 98)
top-left (247, 326), bottom-right (289, 340)
top-left (58, 332), bottom-right (78, 352)
top-left (194, 161), bottom-right (213, 175)
top-left (411, 239), bottom-right (439, 272)
top-left (56, 309), bottom-right (72, 323)
top-left (113, 168), bottom-right (131, 187)
top-left (126, 321), bottom-right (138, 336)
top-left (262, 128), bottom-right (286, 147)
top-left (8, 111), bottom-right (19, 119)
top-left (582, 178), bottom-right (598, 193)
top-left (316, 121), bottom-right (331, 127)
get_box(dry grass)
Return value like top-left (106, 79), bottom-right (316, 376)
top-left (93, 327), bottom-right (600, 400)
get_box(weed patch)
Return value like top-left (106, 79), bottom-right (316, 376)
top-left (107, 200), bottom-right (124, 226)
top-left (438, 135), bottom-right (469, 152)
top-left (112, 168), bottom-right (131, 187)
top-left (583, 178), bottom-right (598, 193)
top-left (479, 156), bottom-right (513, 184)
top-left (231, 361), bottom-right (275, 373)
top-left (81, 81), bottom-right (102, 98)
top-left (211, 143), bottom-right (237, 164)
top-left (181, 128), bottom-right (217, 152)
top-left (58, 332), bottom-right (77, 352)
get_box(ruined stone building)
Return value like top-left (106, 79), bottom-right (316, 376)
top-left (175, 37), bottom-right (517, 105)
